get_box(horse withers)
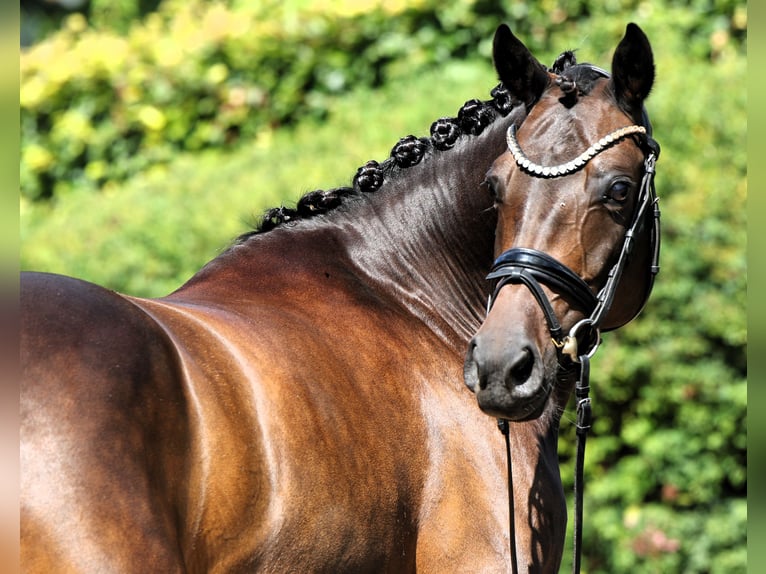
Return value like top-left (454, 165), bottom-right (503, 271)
top-left (21, 23), bottom-right (658, 573)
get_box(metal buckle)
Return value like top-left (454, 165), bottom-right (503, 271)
top-left (559, 319), bottom-right (601, 363)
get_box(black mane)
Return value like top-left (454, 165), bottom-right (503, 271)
top-left (243, 50), bottom-right (591, 238)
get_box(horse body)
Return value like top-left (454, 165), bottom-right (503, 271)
top-left (22, 23), bottom-right (658, 573)
top-left (21, 113), bottom-right (569, 572)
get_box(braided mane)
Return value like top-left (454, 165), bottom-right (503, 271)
top-left (238, 82), bottom-right (511, 238)
top-left (244, 50), bottom-right (587, 237)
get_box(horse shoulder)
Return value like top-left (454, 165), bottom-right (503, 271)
top-left (150, 253), bottom-right (504, 570)
top-left (138, 274), bottom-right (433, 570)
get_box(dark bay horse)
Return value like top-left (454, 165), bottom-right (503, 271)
top-left (21, 23), bottom-right (658, 573)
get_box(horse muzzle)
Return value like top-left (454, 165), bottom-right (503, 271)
top-left (463, 328), bottom-right (552, 421)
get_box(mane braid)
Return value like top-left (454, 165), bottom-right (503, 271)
top-left (244, 83), bottom-right (514, 237)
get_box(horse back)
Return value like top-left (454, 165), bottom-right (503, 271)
top-left (20, 272), bottom-right (189, 572)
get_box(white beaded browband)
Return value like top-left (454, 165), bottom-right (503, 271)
top-left (506, 124), bottom-right (647, 178)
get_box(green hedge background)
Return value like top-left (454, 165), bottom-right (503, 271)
top-left (20, 1), bottom-right (746, 571)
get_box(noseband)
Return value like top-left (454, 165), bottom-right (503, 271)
top-left (488, 105), bottom-right (660, 573)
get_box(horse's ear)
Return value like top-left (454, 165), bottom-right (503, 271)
top-left (601, 24), bottom-right (657, 331)
top-left (493, 24), bottom-right (550, 108)
top-left (610, 23), bottom-right (655, 120)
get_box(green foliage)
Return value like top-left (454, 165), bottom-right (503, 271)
top-left (89, 0), bottom-right (163, 34)
top-left (20, 1), bottom-right (746, 572)
top-left (20, 60), bottom-right (495, 296)
top-left (22, 0), bottom-right (744, 202)
top-left (20, 0), bottom-right (505, 201)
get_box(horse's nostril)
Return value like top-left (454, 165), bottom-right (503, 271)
top-left (509, 347), bottom-right (534, 385)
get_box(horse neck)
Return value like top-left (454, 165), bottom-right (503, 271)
top-left (321, 116), bottom-right (514, 350)
top-left (177, 113), bottom-right (515, 350)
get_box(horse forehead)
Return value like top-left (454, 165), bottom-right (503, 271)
top-left (504, 92), bottom-right (639, 182)
top-left (529, 88), bottom-right (624, 140)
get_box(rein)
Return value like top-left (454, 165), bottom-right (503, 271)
top-left (488, 121), bottom-right (660, 573)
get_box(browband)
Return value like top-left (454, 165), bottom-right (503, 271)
top-left (507, 124), bottom-right (647, 178)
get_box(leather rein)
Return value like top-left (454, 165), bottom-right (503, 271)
top-left (487, 118), bottom-right (660, 573)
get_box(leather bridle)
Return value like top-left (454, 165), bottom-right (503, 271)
top-left (488, 122), bottom-right (660, 349)
top-left (486, 82), bottom-right (661, 573)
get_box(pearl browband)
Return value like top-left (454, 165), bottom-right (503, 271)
top-left (506, 124), bottom-right (647, 178)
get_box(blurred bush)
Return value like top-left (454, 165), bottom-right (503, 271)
top-left (554, 9), bottom-right (747, 572)
top-left (20, 60), bottom-right (496, 295)
top-left (21, 0), bottom-right (498, 201)
top-left (22, 0), bottom-right (745, 202)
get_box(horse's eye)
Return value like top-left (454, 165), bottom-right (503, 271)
top-left (605, 180), bottom-right (631, 204)
top-left (483, 177), bottom-right (502, 204)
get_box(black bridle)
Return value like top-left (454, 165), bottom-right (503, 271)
top-left (488, 122), bottom-right (660, 343)
top-left (487, 104), bottom-right (660, 573)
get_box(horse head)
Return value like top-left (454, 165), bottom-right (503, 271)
top-left (464, 23), bottom-right (660, 422)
